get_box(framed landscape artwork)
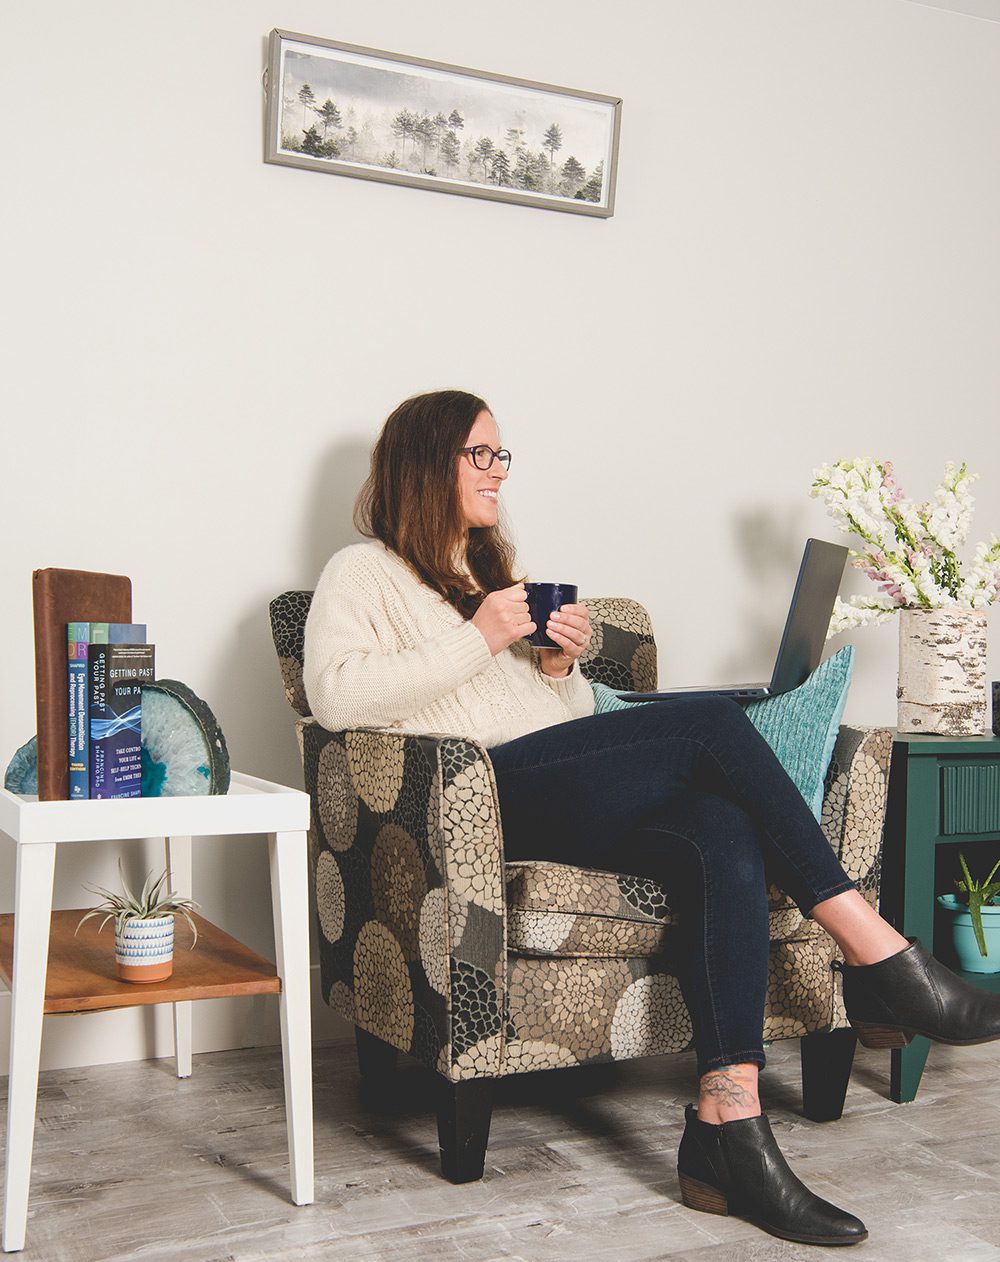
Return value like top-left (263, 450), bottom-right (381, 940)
top-left (264, 29), bottom-right (622, 217)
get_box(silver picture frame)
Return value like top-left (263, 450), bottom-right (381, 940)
top-left (264, 29), bottom-right (621, 217)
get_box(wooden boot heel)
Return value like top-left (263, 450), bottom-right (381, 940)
top-left (851, 1021), bottom-right (912, 1049)
top-left (678, 1170), bottom-right (729, 1215)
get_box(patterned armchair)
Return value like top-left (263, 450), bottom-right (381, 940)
top-left (270, 592), bottom-right (892, 1182)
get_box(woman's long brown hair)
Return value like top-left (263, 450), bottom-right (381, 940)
top-left (354, 390), bottom-right (521, 618)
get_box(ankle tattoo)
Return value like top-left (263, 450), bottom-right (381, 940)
top-left (699, 1067), bottom-right (759, 1109)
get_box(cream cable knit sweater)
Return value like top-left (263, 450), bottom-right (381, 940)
top-left (303, 541), bottom-right (595, 747)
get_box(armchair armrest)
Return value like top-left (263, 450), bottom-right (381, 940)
top-left (301, 721), bottom-right (507, 1083)
top-left (820, 726), bottom-right (893, 909)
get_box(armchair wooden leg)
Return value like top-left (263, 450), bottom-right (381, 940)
top-left (800, 1028), bottom-right (857, 1122)
top-left (437, 1079), bottom-right (495, 1184)
top-left (355, 1027), bottom-right (399, 1109)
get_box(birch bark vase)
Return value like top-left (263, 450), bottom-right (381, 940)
top-left (897, 608), bottom-right (988, 735)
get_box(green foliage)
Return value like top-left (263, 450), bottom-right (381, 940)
top-left (77, 862), bottom-right (199, 946)
top-left (955, 851), bottom-right (1000, 957)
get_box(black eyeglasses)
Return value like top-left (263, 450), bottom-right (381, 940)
top-left (457, 444), bottom-right (512, 471)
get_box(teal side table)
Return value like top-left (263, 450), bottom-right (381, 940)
top-left (881, 729), bottom-right (1000, 1103)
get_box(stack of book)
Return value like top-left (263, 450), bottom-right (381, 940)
top-left (67, 623), bottom-right (155, 799)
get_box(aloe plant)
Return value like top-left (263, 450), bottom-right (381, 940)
top-left (76, 862), bottom-right (200, 946)
top-left (955, 852), bottom-right (1000, 958)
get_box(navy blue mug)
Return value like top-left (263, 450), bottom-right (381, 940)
top-left (524, 582), bottom-right (578, 648)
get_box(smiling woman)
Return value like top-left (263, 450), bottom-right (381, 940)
top-left (300, 387), bottom-right (1000, 1250)
top-left (456, 413), bottom-right (510, 529)
top-left (348, 390), bottom-right (525, 623)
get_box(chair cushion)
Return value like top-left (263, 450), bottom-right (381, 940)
top-left (591, 646), bottom-right (854, 821)
top-left (505, 859), bottom-right (821, 958)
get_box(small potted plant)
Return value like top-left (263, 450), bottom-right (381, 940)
top-left (77, 863), bottom-right (199, 983)
top-left (937, 852), bottom-right (1000, 974)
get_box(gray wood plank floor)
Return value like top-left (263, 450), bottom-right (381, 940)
top-left (4, 1035), bottom-right (1000, 1261)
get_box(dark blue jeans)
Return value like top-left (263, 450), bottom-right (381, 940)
top-left (487, 696), bottom-right (856, 1076)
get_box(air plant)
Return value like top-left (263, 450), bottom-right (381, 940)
top-left (76, 861), bottom-right (199, 946)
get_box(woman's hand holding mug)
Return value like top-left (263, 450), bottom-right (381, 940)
top-left (538, 604), bottom-right (592, 677)
top-left (472, 584), bottom-right (535, 655)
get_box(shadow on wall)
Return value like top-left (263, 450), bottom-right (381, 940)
top-left (297, 437), bottom-right (373, 591)
top-left (207, 436), bottom-right (373, 792)
top-left (178, 437), bottom-right (374, 960)
top-left (717, 507), bottom-right (809, 682)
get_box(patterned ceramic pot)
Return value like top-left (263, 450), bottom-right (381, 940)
top-left (897, 608), bottom-right (988, 736)
top-left (937, 895), bottom-right (1000, 975)
top-left (114, 914), bottom-right (174, 983)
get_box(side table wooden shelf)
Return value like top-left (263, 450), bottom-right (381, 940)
top-left (0, 912), bottom-right (281, 1013)
top-left (0, 773), bottom-right (313, 1253)
top-left (881, 729), bottom-right (1000, 1105)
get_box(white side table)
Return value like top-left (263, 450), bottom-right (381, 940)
top-left (0, 772), bottom-right (314, 1253)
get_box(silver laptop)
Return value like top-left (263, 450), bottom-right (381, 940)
top-left (616, 538), bottom-right (848, 703)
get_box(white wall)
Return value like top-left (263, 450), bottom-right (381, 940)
top-left (2, 0), bottom-right (999, 1071)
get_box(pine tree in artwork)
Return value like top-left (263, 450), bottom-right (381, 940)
top-left (471, 137), bottom-right (495, 180)
top-left (559, 155), bottom-right (586, 197)
top-left (448, 109), bottom-right (465, 133)
top-left (414, 113), bottom-right (436, 166)
top-left (580, 160), bottom-right (604, 203)
top-left (301, 125), bottom-right (326, 157)
top-left (543, 122), bottom-right (563, 169)
top-left (440, 130), bottom-right (461, 170)
top-left (490, 148), bottom-right (512, 186)
top-left (391, 108), bottom-right (417, 156)
top-left (298, 84), bottom-right (316, 130)
top-left (528, 151), bottom-right (548, 189)
top-left (317, 99), bottom-right (342, 138)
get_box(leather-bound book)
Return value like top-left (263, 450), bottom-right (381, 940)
top-left (32, 569), bottom-right (132, 800)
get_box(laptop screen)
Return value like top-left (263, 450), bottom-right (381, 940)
top-left (769, 539), bottom-right (849, 693)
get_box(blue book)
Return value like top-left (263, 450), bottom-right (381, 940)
top-left (67, 622), bottom-right (90, 799)
top-left (108, 623), bottom-right (146, 644)
top-left (69, 623), bottom-right (146, 800)
top-left (88, 641), bottom-right (155, 799)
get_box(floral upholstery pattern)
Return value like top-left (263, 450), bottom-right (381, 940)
top-left (269, 591), bottom-right (312, 717)
top-left (505, 857), bottom-right (842, 958)
top-left (271, 592), bottom-right (892, 1083)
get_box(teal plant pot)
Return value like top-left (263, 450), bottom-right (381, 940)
top-left (937, 894), bottom-right (1000, 974)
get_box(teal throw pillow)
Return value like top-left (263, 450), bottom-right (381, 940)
top-left (591, 645), bottom-right (854, 821)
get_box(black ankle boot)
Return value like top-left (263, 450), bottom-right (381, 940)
top-left (677, 1106), bottom-right (867, 1246)
top-left (836, 938), bottom-right (1000, 1049)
